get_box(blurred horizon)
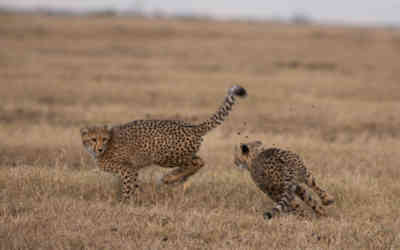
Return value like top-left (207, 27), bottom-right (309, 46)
top-left (1, 0), bottom-right (400, 26)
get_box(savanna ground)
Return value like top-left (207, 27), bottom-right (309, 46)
top-left (1, 12), bottom-right (400, 249)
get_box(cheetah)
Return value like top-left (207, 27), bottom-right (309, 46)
top-left (234, 141), bottom-right (334, 219)
top-left (81, 85), bottom-right (247, 201)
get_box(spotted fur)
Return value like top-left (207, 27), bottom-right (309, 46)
top-left (81, 85), bottom-right (247, 201)
top-left (234, 141), bottom-right (334, 219)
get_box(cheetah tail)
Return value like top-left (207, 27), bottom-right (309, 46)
top-left (194, 85), bottom-right (247, 136)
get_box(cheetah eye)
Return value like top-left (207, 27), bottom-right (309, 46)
top-left (91, 138), bottom-right (97, 143)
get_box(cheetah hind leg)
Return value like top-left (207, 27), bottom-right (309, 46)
top-left (263, 189), bottom-right (305, 219)
top-left (304, 171), bottom-right (334, 206)
top-left (293, 183), bottom-right (327, 217)
top-left (161, 156), bottom-right (205, 188)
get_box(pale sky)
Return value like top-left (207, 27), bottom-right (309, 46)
top-left (2, 0), bottom-right (400, 26)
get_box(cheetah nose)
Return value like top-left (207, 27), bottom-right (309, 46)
top-left (98, 148), bottom-right (103, 153)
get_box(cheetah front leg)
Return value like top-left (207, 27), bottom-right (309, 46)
top-left (161, 156), bottom-right (205, 186)
top-left (303, 170), bottom-right (335, 206)
top-left (118, 166), bottom-right (140, 202)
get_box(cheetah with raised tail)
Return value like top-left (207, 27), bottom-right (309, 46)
top-left (81, 85), bottom-right (247, 201)
top-left (234, 141), bottom-right (334, 219)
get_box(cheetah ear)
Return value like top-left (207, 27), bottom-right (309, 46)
top-left (240, 144), bottom-right (250, 155)
top-left (80, 127), bottom-right (89, 136)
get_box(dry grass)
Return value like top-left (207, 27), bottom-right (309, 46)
top-left (1, 13), bottom-right (400, 249)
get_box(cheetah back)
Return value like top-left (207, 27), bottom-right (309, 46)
top-left (106, 120), bottom-right (203, 166)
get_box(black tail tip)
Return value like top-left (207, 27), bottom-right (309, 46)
top-left (229, 85), bottom-right (247, 98)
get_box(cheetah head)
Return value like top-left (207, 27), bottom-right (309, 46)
top-left (234, 140), bottom-right (263, 170)
top-left (80, 125), bottom-right (112, 158)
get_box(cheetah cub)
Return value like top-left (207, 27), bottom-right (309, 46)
top-left (81, 85), bottom-right (247, 201)
top-left (234, 141), bottom-right (334, 219)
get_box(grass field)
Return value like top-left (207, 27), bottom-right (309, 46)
top-left (1, 12), bottom-right (400, 249)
